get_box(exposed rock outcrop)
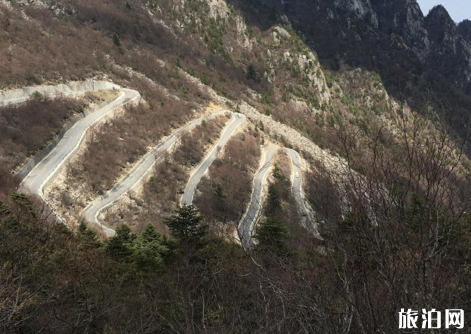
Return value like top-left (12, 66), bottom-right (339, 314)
top-left (458, 19), bottom-right (471, 44)
top-left (334, 0), bottom-right (378, 28)
top-left (425, 5), bottom-right (471, 85)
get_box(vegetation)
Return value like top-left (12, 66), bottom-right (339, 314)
top-left (65, 86), bottom-right (203, 197)
top-left (5, 113), bottom-right (468, 333)
top-left (1, 0), bottom-right (471, 333)
top-left (100, 115), bottom-right (228, 233)
top-left (255, 217), bottom-right (291, 256)
top-left (194, 129), bottom-right (261, 226)
top-left (164, 204), bottom-right (206, 244)
top-left (173, 115), bottom-right (228, 167)
top-left (112, 33), bottom-right (121, 47)
top-left (0, 97), bottom-right (85, 172)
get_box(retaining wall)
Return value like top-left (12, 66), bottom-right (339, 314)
top-left (0, 81), bottom-right (120, 107)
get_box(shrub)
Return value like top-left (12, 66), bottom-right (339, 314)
top-left (112, 33), bottom-right (121, 47)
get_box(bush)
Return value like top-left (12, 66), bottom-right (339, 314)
top-left (0, 98), bottom-right (85, 171)
top-left (112, 33), bottom-right (121, 47)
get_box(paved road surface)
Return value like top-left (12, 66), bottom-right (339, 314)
top-left (12, 80), bottom-right (314, 242)
top-left (285, 149), bottom-right (320, 238)
top-left (237, 148), bottom-right (277, 250)
top-left (238, 148), bottom-right (318, 249)
top-left (180, 113), bottom-right (246, 205)
top-left (82, 111), bottom-right (227, 236)
top-left (20, 88), bottom-right (140, 201)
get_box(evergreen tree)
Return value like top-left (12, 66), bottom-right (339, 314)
top-left (246, 63), bottom-right (257, 81)
top-left (213, 183), bottom-right (226, 209)
top-left (213, 184), bottom-right (225, 200)
top-left (77, 222), bottom-right (100, 249)
top-left (164, 205), bottom-right (206, 243)
top-left (133, 224), bottom-right (168, 271)
top-left (105, 224), bottom-right (135, 261)
top-left (112, 33), bottom-right (121, 47)
top-left (0, 200), bottom-right (10, 216)
top-left (10, 191), bottom-right (34, 215)
top-left (266, 183), bottom-right (281, 214)
top-left (255, 218), bottom-right (291, 256)
top-left (272, 164), bottom-right (283, 180)
top-left (11, 192), bottom-right (31, 206)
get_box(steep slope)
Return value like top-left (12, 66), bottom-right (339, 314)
top-left (458, 19), bottom-right (471, 43)
top-left (226, 0), bottom-right (471, 144)
top-left (425, 5), bottom-right (471, 87)
top-left (1, 0), bottom-right (471, 333)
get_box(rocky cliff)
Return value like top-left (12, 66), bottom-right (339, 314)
top-left (227, 0), bottom-right (471, 145)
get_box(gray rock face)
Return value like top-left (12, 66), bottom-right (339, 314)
top-left (426, 5), bottom-right (458, 44)
top-left (458, 20), bottom-right (471, 44)
top-left (368, 0), bottom-right (430, 61)
top-left (425, 5), bottom-right (471, 85)
top-left (6, 0), bottom-right (48, 7)
top-left (236, 0), bottom-right (471, 141)
top-left (403, 0), bottom-right (430, 60)
top-left (334, 0), bottom-right (378, 28)
top-left (266, 0), bottom-right (471, 88)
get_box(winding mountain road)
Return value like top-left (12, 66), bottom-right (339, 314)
top-left (19, 87), bottom-right (141, 201)
top-left (285, 149), bottom-right (320, 238)
top-left (81, 111), bottom-right (228, 236)
top-left (7, 81), bottom-right (315, 243)
top-left (238, 148), bottom-right (277, 249)
top-left (180, 113), bottom-right (246, 205)
top-left (237, 148), bottom-right (318, 249)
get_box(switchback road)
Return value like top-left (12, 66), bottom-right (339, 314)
top-left (237, 148), bottom-right (277, 250)
top-left (82, 111), bottom-right (229, 236)
top-left (19, 87), bottom-right (140, 201)
top-left (180, 113), bottom-right (246, 205)
top-left (237, 148), bottom-right (318, 250)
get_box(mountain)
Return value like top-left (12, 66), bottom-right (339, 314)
top-left (425, 5), bottom-right (471, 89)
top-left (228, 0), bottom-right (471, 136)
top-left (458, 19), bottom-right (471, 43)
top-left (0, 0), bottom-right (470, 333)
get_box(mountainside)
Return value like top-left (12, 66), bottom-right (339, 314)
top-left (228, 0), bottom-right (471, 138)
top-left (0, 0), bottom-right (471, 333)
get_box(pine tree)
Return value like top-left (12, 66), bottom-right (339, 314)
top-left (255, 218), bottom-right (291, 256)
top-left (11, 192), bottom-right (31, 206)
top-left (266, 183), bottom-right (281, 214)
top-left (77, 222), bottom-right (100, 249)
top-left (0, 200), bottom-right (10, 216)
top-left (133, 224), bottom-right (168, 271)
top-left (164, 205), bottom-right (206, 243)
top-left (10, 192), bottom-right (34, 215)
top-left (105, 224), bottom-right (135, 261)
top-left (213, 184), bottom-right (225, 200)
top-left (246, 63), bottom-right (257, 81)
top-left (112, 33), bottom-right (121, 47)
top-left (272, 164), bottom-right (283, 180)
